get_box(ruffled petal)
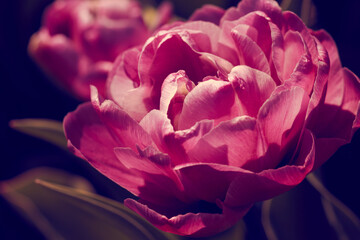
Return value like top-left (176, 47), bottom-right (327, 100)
top-left (187, 116), bottom-right (268, 172)
top-left (140, 109), bottom-right (215, 165)
top-left (231, 29), bottom-right (271, 75)
top-left (125, 198), bottom-right (251, 237)
top-left (282, 11), bottom-right (318, 66)
top-left (175, 129), bottom-right (314, 208)
top-left (171, 21), bottom-right (222, 52)
top-left (189, 4), bottom-right (225, 25)
top-left (140, 110), bottom-right (174, 153)
top-left (63, 102), bottom-right (143, 195)
top-left (221, 0), bottom-right (283, 28)
top-left (230, 12), bottom-right (272, 58)
top-left (283, 30), bottom-right (307, 81)
top-left (308, 69), bottom-right (360, 141)
top-left (306, 37), bottom-right (330, 116)
top-left (311, 30), bottom-right (342, 83)
top-left (113, 147), bottom-right (187, 205)
top-left (91, 86), bottom-right (153, 151)
top-left (159, 70), bottom-right (195, 125)
top-left (178, 80), bottom-right (238, 130)
top-left (257, 86), bottom-right (309, 167)
top-left (228, 65), bottom-right (276, 117)
top-left (224, 129), bottom-right (315, 206)
top-left (176, 127), bottom-right (314, 206)
top-left (138, 31), bottom-right (218, 88)
top-left (106, 47), bottom-right (141, 105)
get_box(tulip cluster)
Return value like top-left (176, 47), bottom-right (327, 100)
top-left (31, 0), bottom-right (360, 237)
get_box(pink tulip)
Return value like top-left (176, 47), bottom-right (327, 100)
top-left (29, 0), bottom-right (172, 100)
top-left (64, 0), bottom-right (360, 237)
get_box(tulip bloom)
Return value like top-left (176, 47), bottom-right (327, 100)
top-left (64, 0), bottom-right (360, 237)
top-left (29, 0), bottom-right (171, 100)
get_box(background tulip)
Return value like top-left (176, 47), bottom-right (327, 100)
top-left (28, 0), bottom-right (172, 100)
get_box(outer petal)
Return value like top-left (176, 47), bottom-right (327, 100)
top-left (309, 69), bottom-right (360, 141)
top-left (308, 68), bottom-right (360, 169)
top-left (91, 86), bottom-right (153, 151)
top-left (311, 30), bottom-right (342, 84)
top-left (225, 129), bottom-right (315, 207)
top-left (257, 86), bottom-right (309, 168)
top-left (178, 80), bottom-right (238, 130)
top-left (282, 30), bottom-right (307, 81)
top-left (305, 37), bottom-right (330, 116)
top-left (176, 129), bottom-right (314, 208)
top-left (113, 147), bottom-right (188, 206)
top-left (231, 29), bottom-right (271, 75)
top-left (228, 12), bottom-right (272, 58)
top-left (220, 0), bottom-right (283, 28)
top-left (189, 4), bottom-right (225, 25)
top-left (278, 35), bottom-right (316, 96)
top-left (125, 198), bottom-right (251, 237)
top-left (187, 116), bottom-right (267, 173)
top-left (171, 21), bottom-right (221, 53)
top-left (282, 11), bottom-right (318, 66)
top-left (63, 102), bottom-right (143, 195)
top-left (140, 110), bottom-right (174, 154)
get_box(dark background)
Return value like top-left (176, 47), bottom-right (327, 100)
top-left (1, 0), bottom-right (359, 239)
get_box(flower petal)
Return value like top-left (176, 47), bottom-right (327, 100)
top-left (63, 102), bottom-right (143, 195)
top-left (138, 31), bottom-right (217, 87)
top-left (91, 86), bottom-right (153, 151)
top-left (114, 147), bottom-right (187, 205)
top-left (159, 70), bottom-right (195, 119)
top-left (106, 47), bottom-right (141, 105)
top-left (282, 11), bottom-right (318, 65)
top-left (224, 129), bottom-right (315, 207)
top-left (257, 86), bottom-right (309, 167)
top-left (187, 116), bottom-right (268, 173)
top-left (140, 110), bottom-right (174, 152)
top-left (178, 80), bottom-right (238, 130)
top-left (311, 30), bottom-right (342, 83)
top-left (189, 4), bottom-right (225, 25)
top-left (231, 29), bottom-right (271, 75)
top-left (221, 0), bottom-right (283, 28)
top-left (283, 30), bottom-right (307, 81)
top-left (228, 65), bottom-right (276, 117)
top-left (125, 198), bottom-right (251, 237)
top-left (176, 129), bottom-right (314, 207)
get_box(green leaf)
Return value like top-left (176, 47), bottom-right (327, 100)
top-left (0, 167), bottom-right (178, 240)
top-left (9, 119), bottom-right (68, 150)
